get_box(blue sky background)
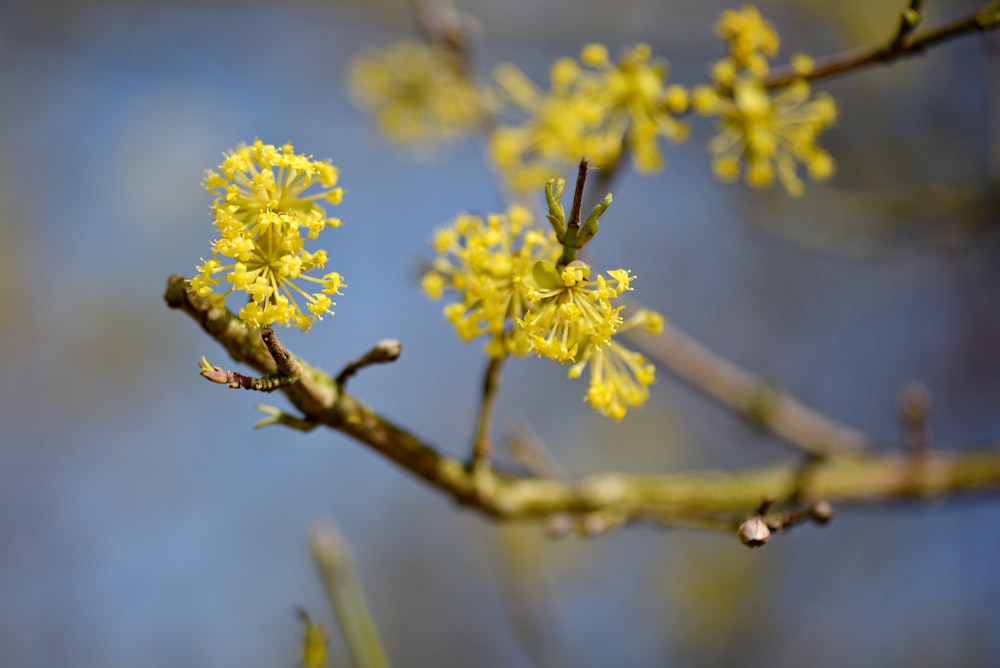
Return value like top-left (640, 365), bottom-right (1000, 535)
top-left (1, 1), bottom-right (999, 666)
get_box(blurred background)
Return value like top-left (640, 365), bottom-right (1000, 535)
top-left (1, 0), bottom-right (999, 665)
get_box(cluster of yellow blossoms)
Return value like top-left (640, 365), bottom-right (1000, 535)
top-left (691, 5), bottom-right (837, 196)
top-left (190, 140), bottom-right (346, 331)
top-left (346, 41), bottom-right (485, 150)
top-left (491, 43), bottom-right (690, 192)
top-left (187, 5), bottom-right (842, 419)
top-left (421, 206), bottom-right (559, 358)
top-left (423, 199), bottom-right (663, 420)
top-left (346, 5), bottom-right (837, 197)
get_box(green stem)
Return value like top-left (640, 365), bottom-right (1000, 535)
top-left (471, 354), bottom-right (506, 468)
top-left (310, 523), bottom-right (390, 668)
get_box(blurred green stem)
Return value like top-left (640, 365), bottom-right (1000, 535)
top-left (310, 522), bottom-right (390, 668)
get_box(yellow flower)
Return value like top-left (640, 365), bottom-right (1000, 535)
top-left (519, 259), bottom-right (663, 419)
top-left (575, 43), bottom-right (690, 173)
top-left (490, 43), bottom-right (690, 189)
top-left (423, 206), bottom-right (559, 357)
top-left (715, 4), bottom-right (779, 77)
top-left (696, 77), bottom-right (836, 196)
top-left (569, 309), bottom-right (663, 421)
top-left (346, 41), bottom-right (485, 150)
top-left (490, 61), bottom-right (603, 193)
top-left (694, 6), bottom-right (836, 196)
top-left (519, 261), bottom-right (631, 362)
top-left (192, 140), bottom-right (346, 331)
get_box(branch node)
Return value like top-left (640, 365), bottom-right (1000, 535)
top-left (198, 355), bottom-right (297, 392)
top-left (889, 1), bottom-right (923, 51)
top-left (261, 327), bottom-right (301, 380)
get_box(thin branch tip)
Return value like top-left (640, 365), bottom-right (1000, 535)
top-left (335, 339), bottom-right (404, 387)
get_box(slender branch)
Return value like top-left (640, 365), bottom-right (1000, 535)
top-left (765, 3), bottom-right (1000, 89)
top-left (556, 159), bottom-right (591, 266)
top-left (624, 315), bottom-right (867, 455)
top-left (470, 354), bottom-right (506, 469)
top-left (336, 339), bottom-right (402, 388)
top-left (566, 159), bottom-right (588, 232)
top-left (166, 274), bottom-right (1000, 536)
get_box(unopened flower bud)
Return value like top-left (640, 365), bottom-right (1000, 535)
top-left (738, 516), bottom-right (771, 548)
top-left (809, 500), bottom-right (834, 525)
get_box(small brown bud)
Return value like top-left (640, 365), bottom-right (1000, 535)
top-left (809, 500), bottom-right (834, 525)
top-left (373, 338), bottom-right (402, 361)
top-left (546, 514), bottom-right (573, 538)
top-left (899, 382), bottom-right (930, 422)
top-left (738, 516), bottom-right (771, 548)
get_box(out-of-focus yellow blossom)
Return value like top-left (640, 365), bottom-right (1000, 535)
top-left (423, 206), bottom-right (560, 357)
top-left (790, 53), bottom-right (815, 75)
top-left (490, 61), bottom-right (604, 193)
top-left (191, 140), bottom-right (346, 331)
top-left (574, 43), bottom-right (690, 173)
top-left (695, 5), bottom-right (836, 196)
top-left (491, 43), bottom-right (690, 189)
top-left (715, 4), bottom-right (779, 78)
top-left (693, 77), bottom-right (836, 196)
top-left (569, 309), bottom-right (663, 421)
top-left (347, 41), bottom-right (485, 150)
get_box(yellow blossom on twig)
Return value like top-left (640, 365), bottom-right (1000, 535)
top-left (569, 309), bottom-right (663, 421)
top-left (490, 43), bottom-right (690, 189)
top-left (519, 261), bottom-right (629, 362)
top-left (715, 4), bottom-right (780, 78)
top-left (423, 206), bottom-right (560, 357)
top-left (346, 41), bottom-right (486, 150)
top-left (694, 77), bottom-right (836, 196)
top-left (489, 60), bottom-right (603, 193)
top-left (694, 5), bottom-right (837, 196)
top-left (190, 140), bottom-right (346, 331)
top-left (521, 261), bottom-right (663, 421)
top-left (575, 43), bottom-right (690, 173)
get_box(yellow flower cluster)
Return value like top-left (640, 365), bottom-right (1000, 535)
top-left (575, 43), bottom-right (690, 173)
top-left (519, 261), bottom-right (629, 361)
top-left (692, 5), bottom-right (837, 196)
top-left (191, 140), bottom-right (346, 331)
top-left (346, 41), bottom-right (485, 150)
top-left (491, 43), bottom-right (688, 192)
top-left (715, 4), bottom-right (779, 78)
top-left (489, 62), bottom-right (597, 194)
top-left (424, 207), bottom-right (662, 420)
top-left (422, 206), bottom-right (559, 358)
top-left (570, 309), bottom-right (663, 421)
top-left (521, 261), bottom-right (662, 420)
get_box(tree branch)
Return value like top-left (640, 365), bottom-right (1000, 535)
top-left (166, 275), bottom-right (1000, 536)
top-left (765, 2), bottom-right (1000, 89)
top-left (624, 317), bottom-right (867, 455)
